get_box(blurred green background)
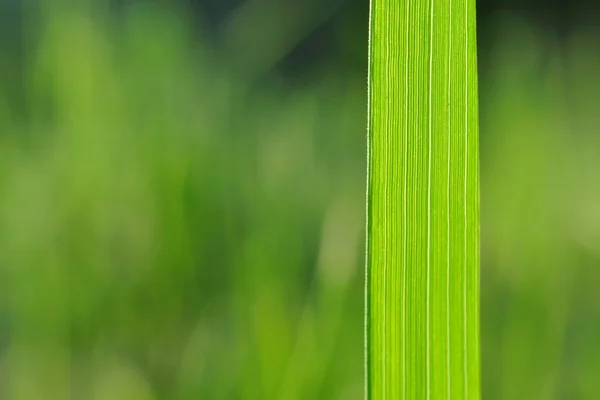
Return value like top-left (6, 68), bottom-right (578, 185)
top-left (0, 1), bottom-right (599, 399)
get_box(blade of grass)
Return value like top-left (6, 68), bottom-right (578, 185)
top-left (365, 0), bottom-right (480, 398)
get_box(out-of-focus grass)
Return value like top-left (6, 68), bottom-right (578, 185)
top-left (0, 5), bottom-right (365, 399)
top-left (481, 15), bottom-right (600, 400)
top-left (1, 4), bottom-right (600, 400)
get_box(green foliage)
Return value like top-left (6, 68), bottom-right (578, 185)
top-left (366, 0), bottom-right (480, 398)
top-left (1, 3), bottom-right (600, 399)
top-left (480, 18), bottom-right (600, 399)
top-left (0, 5), bottom-right (365, 399)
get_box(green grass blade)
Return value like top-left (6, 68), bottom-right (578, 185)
top-left (365, 0), bottom-right (480, 398)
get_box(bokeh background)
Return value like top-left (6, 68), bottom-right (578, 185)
top-left (0, 0), bottom-right (599, 398)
